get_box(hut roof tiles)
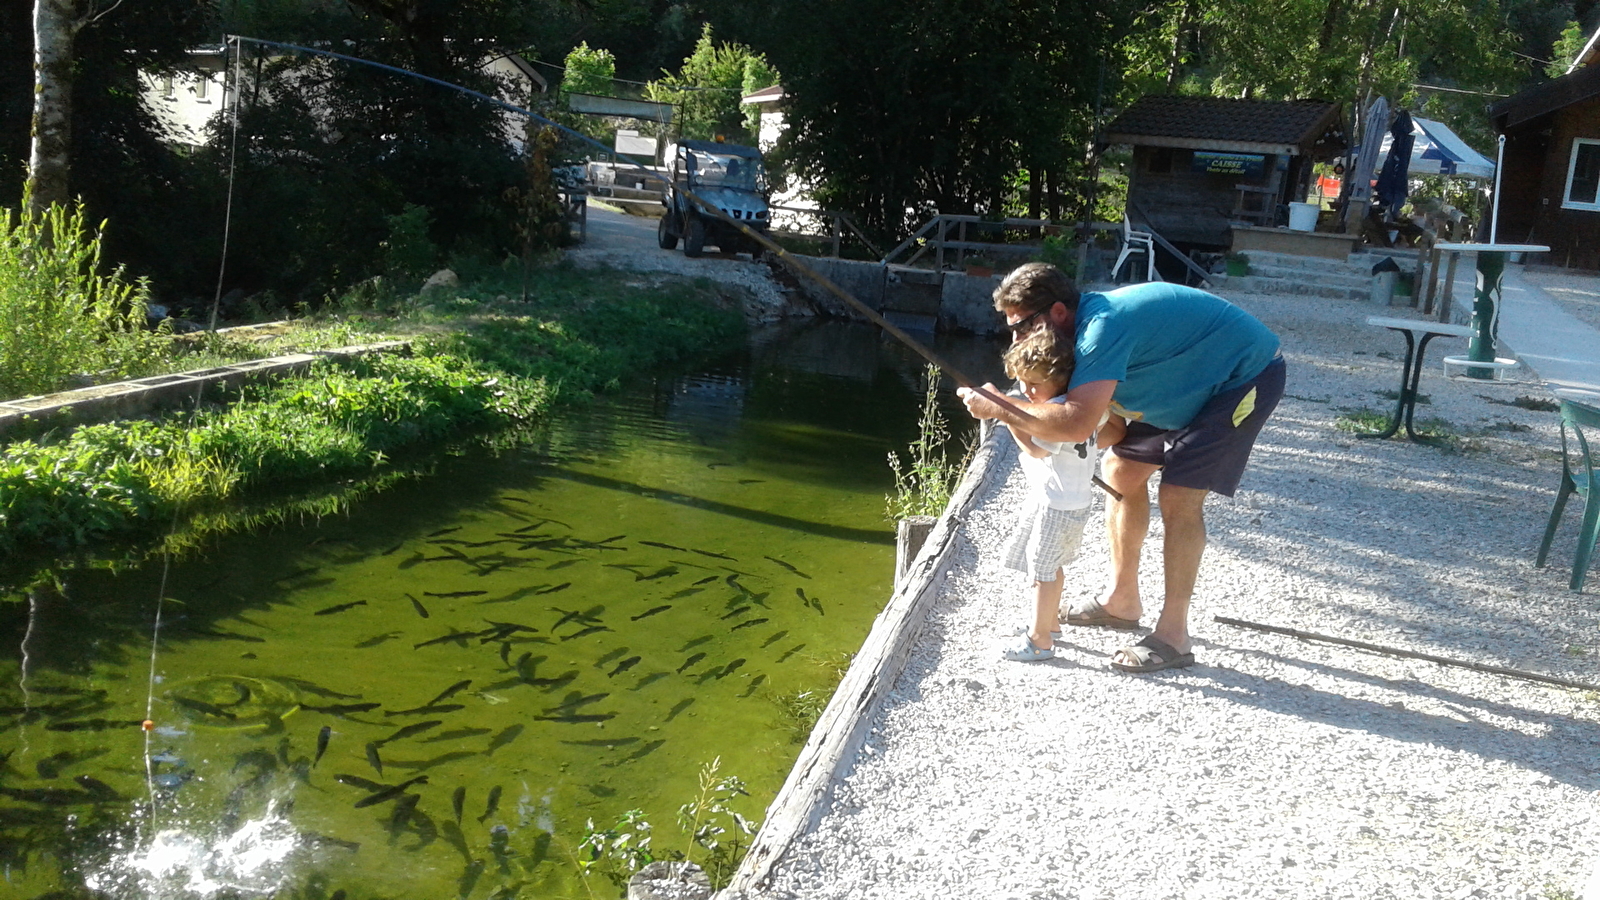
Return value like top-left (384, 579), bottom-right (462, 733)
top-left (1104, 96), bottom-right (1345, 156)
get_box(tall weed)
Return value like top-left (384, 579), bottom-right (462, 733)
top-left (886, 364), bottom-right (966, 520)
top-left (0, 201), bottom-right (166, 399)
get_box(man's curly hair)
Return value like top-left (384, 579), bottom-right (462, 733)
top-left (992, 262), bottom-right (1080, 315)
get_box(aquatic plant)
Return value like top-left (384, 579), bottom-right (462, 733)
top-left (886, 363), bottom-right (966, 520)
top-left (0, 199), bottom-right (169, 399)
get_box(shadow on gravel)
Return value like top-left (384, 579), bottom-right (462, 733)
top-left (1168, 646), bottom-right (1600, 791)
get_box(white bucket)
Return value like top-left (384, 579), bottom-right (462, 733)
top-left (1288, 201), bottom-right (1319, 232)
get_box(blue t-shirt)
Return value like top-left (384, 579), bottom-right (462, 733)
top-left (1069, 283), bottom-right (1279, 430)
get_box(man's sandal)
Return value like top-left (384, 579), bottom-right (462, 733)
top-left (1061, 598), bottom-right (1141, 630)
top-left (1110, 635), bottom-right (1194, 673)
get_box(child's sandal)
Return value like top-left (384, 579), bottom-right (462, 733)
top-left (1000, 634), bottom-right (1055, 662)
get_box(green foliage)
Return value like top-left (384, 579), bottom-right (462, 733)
top-left (381, 204), bottom-right (440, 291)
top-left (1036, 234), bottom-right (1077, 277)
top-left (677, 756), bottom-right (758, 889)
top-left (886, 365), bottom-right (964, 521)
top-left (562, 42), bottom-right (618, 97)
top-left (577, 809), bottom-right (655, 890)
top-left (0, 200), bottom-right (168, 399)
top-left (1547, 21), bottom-right (1588, 79)
top-left (647, 24), bottom-right (779, 144)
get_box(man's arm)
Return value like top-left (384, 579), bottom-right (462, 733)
top-left (958, 379), bottom-right (1117, 444)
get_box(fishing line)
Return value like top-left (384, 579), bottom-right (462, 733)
top-left (226, 35), bottom-right (1119, 498)
top-left (139, 35), bottom-right (248, 826)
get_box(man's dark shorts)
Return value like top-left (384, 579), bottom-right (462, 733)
top-left (1110, 356), bottom-right (1286, 497)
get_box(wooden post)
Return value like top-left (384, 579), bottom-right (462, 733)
top-left (831, 214), bottom-right (841, 258)
top-left (894, 516), bottom-right (937, 590)
top-left (1411, 234), bottom-right (1430, 309)
top-left (1438, 250), bottom-right (1460, 323)
top-left (1423, 245), bottom-right (1442, 315)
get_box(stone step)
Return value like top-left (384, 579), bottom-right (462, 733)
top-left (1245, 262), bottom-right (1371, 291)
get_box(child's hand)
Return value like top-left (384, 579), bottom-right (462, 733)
top-left (957, 383), bottom-right (1006, 420)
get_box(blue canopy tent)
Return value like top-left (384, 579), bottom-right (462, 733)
top-left (1374, 116), bottom-right (1495, 180)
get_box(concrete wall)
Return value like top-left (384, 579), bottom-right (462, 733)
top-left (787, 256), bottom-right (1007, 335)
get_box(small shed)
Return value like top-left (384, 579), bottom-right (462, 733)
top-left (1102, 96), bottom-right (1346, 248)
top-left (1488, 64), bottom-right (1600, 268)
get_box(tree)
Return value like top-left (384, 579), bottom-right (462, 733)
top-left (27, 0), bottom-right (125, 219)
top-left (747, 0), bottom-right (1133, 238)
top-left (1548, 20), bottom-right (1589, 78)
top-left (561, 42), bottom-right (617, 97)
top-left (647, 24), bottom-right (778, 145)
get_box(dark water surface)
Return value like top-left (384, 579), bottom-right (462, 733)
top-left (0, 321), bottom-right (1003, 899)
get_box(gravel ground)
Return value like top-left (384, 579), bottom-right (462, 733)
top-left (1523, 267), bottom-right (1600, 334)
top-left (759, 289), bottom-right (1600, 900)
top-left (566, 202), bottom-right (797, 322)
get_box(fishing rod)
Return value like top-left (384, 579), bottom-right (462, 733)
top-left (224, 36), bottom-right (1121, 501)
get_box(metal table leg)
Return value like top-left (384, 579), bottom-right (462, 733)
top-left (1359, 329), bottom-right (1416, 440)
top-left (1404, 332), bottom-right (1446, 441)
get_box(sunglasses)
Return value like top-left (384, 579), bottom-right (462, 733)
top-left (1006, 306), bottom-right (1049, 334)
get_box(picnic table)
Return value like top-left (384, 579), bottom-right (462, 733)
top-left (1362, 315), bottom-right (1475, 441)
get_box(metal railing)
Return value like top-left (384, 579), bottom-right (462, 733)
top-left (881, 214), bottom-right (1120, 271)
top-left (769, 205), bottom-right (884, 259)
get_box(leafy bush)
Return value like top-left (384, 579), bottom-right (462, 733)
top-left (0, 200), bottom-right (167, 399)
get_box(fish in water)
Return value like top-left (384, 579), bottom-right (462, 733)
top-left (721, 606), bottom-right (752, 620)
top-left (740, 674), bottom-right (768, 697)
top-left (691, 548), bottom-right (735, 560)
top-left (546, 559), bottom-right (581, 571)
top-left (485, 724), bottom-right (524, 755)
top-left (171, 695), bottom-right (237, 720)
top-left (665, 698), bottom-right (695, 722)
top-left (384, 703), bottom-right (465, 717)
top-left (636, 566), bottom-right (679, 581)
top-left (315, 726), bottom-right (331, 766)
top-left (535, 713), bottom-right (615, 724)
top-left (631, 605), bottom-right (671, 621)
top-left (725, 574), bottom-right (743, 590)
top-left (73, 775), bottom-right (121, 801)
top-left (478, 785), bottom-right (503, 823)
top-left (335, 773), bottom-right (387, 791)
top-left (407, 594), bottom-right (430, 619)
top-left (561, 625), bottom-right (610, 641)
top-left (355, 631), bottom-right (404, 648)
top-left (354, 775), bottom-right (429, 808)
top-left (315, 600), bottom-right (368, 616)
top-left (424, 590), bottom-right (488, 599)
top-left (389, 793), bottom-right (421, 830)
top-left (452, 786), bottom-right (467, 823)
top-left (730, 618), bottom-right (770, 632)
top-left (608, 656), bottom-right (642, 678)
top-left (676, 652), bottom-right (707, 674)
top-left (777, 643), bottom-right (806, 663)
top-left (765, 556), bottom-right (811, 579)
top-left (664, 587), bottom-right (704, 600)
top-left (273, 566), bottom-right (320, 584)
top-left (796, 588), bottom-right (825, 615)
top-left (549, 607), bottom-right (598, 630)
top-left (365, 743), bottom-right (383, 775)
top-left (301, 702), bottom-right (381, 715)
top-left (692, 575), bottom-right (719, 586)
top-left (762, 630), bottom-right (790, 648)
top-left (427, 527), bottom-right (461, 538)
top-left (719, 659), bottom-right (747, 678)
top-left (422, 727), bottom-right (493, 743)
top-left (379, 721), bottom-right (443, 744)
top-left (678, 635), bottom-right (714, 651)
top-left (278, 676), bottom-right (362, 700)
top-left (562, 737), bottom-right (640, 748)
top-left (428, 680), bottom-right (473, 706)
top-left (639, 540), bottom-right (688, 552)
top-left (537, 582), bottom-right (572, 595)
top-left (413, 630), bottom-right (478, 649)
top-left (630, 672), bottom-right (670, 691)
top-left (381, 543), bottom-right (404, 556)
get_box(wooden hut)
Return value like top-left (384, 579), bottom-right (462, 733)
top-left (1488, 66), bottom-right (1600, 268)
top-left (1102, 96), bottom-right (1346, 250)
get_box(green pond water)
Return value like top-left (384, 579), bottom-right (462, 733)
top-left (0, 321), bottom-right (1001, 900)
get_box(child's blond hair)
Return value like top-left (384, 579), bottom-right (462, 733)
top-left (1002, 326), bottom-right (1074, 389)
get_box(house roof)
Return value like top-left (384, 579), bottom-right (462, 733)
top-left (1103, 95), bottom-right (1345, 156)
top-left (1490, 63), bottom-right (1600, 131)
top-left (1567, 24), bottom-right (1600, 74)
top-left (741, 84), bottom-right (785, 106)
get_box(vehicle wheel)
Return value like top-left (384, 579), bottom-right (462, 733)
top-left (657, 213), bottom-right (678, 250)
top-left (683, 217), bottom-right (706, 258)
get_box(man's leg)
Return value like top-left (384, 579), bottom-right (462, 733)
top-left (1099, 452), bottom-right (1160, 621)
top-left (1149, 482), bottom-right (1208, 655)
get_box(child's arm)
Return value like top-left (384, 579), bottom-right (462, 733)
top-left (1002, 423), bottom-right (1052, 458)
top-left (1096, 413), bottom-right (1127, 449)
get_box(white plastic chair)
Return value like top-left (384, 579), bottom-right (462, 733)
top-left (1112, 215), bottom-right (1158, 283)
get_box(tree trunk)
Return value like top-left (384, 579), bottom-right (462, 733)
top-left (28, 0), bottom-right (81, 219)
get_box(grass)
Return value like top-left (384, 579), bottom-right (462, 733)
top-left (1333, 407), bottom-right (1470, 451)
top-left (0, 258), bottom-right (745, 567)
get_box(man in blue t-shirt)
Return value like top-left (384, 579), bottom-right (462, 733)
top-left (959, 263), bottom-right (1285, 674)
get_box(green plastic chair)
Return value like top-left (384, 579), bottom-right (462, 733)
top-left (1536, 395), bottom-right (1600, 591)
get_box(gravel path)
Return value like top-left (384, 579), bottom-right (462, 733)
top-left (759, 289), bottom-right (1600, 900)
top-left (566, 202), bottom-right (796, 321)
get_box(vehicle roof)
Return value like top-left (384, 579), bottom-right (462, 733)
top-left (675, 139), bottom-right (762, 159)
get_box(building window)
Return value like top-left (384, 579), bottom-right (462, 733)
top-left (194, 75), bottom-right (208, 101)
top-left (1562, 138), bottom-right (1600, 210)
top-left (161, 75), bottom-right (174, 98)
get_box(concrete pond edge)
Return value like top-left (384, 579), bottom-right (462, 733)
top-left (719, 422), bottom-right (1008, 898)
top-left (0, 340), bottom-right (410, 441)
